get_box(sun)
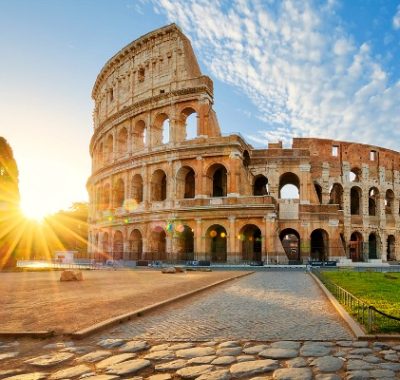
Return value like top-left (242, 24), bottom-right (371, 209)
top-left (20, 199), bottom-right (49, 222)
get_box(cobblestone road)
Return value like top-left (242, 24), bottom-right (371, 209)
top-left (100, 272), bottom-right (353, 341)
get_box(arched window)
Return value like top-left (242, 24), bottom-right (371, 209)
top-left (349, 167), bottom-right (361, 182)
top-left (176, 166), bottom-right (195, 199)
top-left (151, 169), bottom-right (167, 201)
top-left (329, 183), bottom-right (343, 210)
top-left (385, 189), bottom-right (395, 215)
top-left (117, 128), bottom-right (128, 155)
top-left (368, 187), bottom-right (379, 216)
top-left (131, 174), bottom-right (143, 204)
top-left (180, 107), bottom-right (198, 141)
top-left (253, 175), bottom-right (268, 196)
top-left (153, 113), bottom-right (170, 145)
top-left (350, 187), bottom-right (362, 215)
top-left (113, 179), bottom-right (125, 208)
top-left (133, 120), bottom-right (146, 149)
top-left (279, 172), bottom-right (300, 199)
top-left (207, 164), bottom-right (227, 197)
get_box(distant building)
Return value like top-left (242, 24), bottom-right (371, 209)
top-left (87, 24), bottom-right (399, 264)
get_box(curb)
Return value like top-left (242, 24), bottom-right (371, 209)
top-left (309, 272), bottom-right (365, 339)
top-left (67, 271), bottom-right (254, 339)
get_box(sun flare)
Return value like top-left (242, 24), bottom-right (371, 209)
top-left (20, 200), bottom-right (49, 222)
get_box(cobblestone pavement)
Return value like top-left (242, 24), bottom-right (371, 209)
top-left (102, 272), bottom-right (352, 341)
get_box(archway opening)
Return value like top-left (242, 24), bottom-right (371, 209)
top-left (329, 183), bottom-right (343, 210)
top-left (103, 184), bottom-right (111, 210)
top-left (153, 113), bottom-right (170, 146)
top-left (175, 224), bottom-right (194, 261)
top-left (310, 229), bottom-right (329, 260)
top-left (385, 189), bottom-right (395, 215)
top-left (131, 174), bottom-right (143, 204)
top-left (240, 224), bottom-right (262, 262)
top-left (176, 166), bottom-right (195, 199)
top-left (134, 120), bottom-right (146, 149)
top-left (206, 224), bottom-right (227, 262)
top-left (208, 164), bottom-right (227, 197)
top-left (387, 235), bottom-right (395, 261)
top-left (350, 187), bottom-right (362, 215)
top-left (350, 167), bottom-right (361, 182)
top-left (279, 229), bottom-right (300, 261)
top-left (368, 187), bottom-right (379, 216)
top-left (150, 227), bottom-right (166, 260)
top-left (151, 169), bottom-right (167, 201)
top-left (369, 233), bottom-right (377, 259)
top-left (181, 107), bottom-right (198, 141)
top-left (102, 232), bottom-right (109, 258)
top-left (113, 179), bottom-right (125, 208)
top-left (253, 175), bottom-right (268, 196)
top-left (128, 229), bottom-right (142, 260)
top-left (279, 172), bottom-right (300, 199)
top-left (349, 232), bottom-right (363, 261)
top-left (105, 134), bottom-right (113, 162)
top-left (117, 127), bottom-right (128, 155)
top-left (314, 183), bottom-right (322, 204)
top-left (113, 231), bottom-right (123, 260)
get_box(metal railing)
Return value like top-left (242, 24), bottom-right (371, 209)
top-left (312, 268), bottom-right (400, 333)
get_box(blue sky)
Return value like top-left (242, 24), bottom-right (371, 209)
top-left (0, 0), bottom-right (399, 217)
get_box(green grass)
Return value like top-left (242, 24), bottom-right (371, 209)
top-left (322, 270), bottom-right (400, 333)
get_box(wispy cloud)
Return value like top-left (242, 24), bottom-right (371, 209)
top-left (152, 0), bottom-right (400, 150)
top-left (393, 5), bottom-right (400, 30)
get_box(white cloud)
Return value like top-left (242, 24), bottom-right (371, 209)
top-left (393, 5), bottom-right (400, 29)
top-left (152, 0), bottom-right (400, 150)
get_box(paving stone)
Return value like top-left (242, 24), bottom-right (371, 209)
top-left (383, 353), bottom-right (399, 362)
top-left (0, 369), bottom-right (23, 378)
top-left (337, 341), bottom-right (353, 347)
top-left (243, 345), bottom-right (268, 355)
top-left (259, 348), bottom-right (298, 359)
top-left (349, 348), bottom-right (373, 355)
top-left (363, 355), bottom-right (381, 364)
top-left (270, 341), bottom-right (301, 350)
top-left (43, 342), bottom-right (74, 350)
top-left (372, 342), bottom-right (391, 350)
top-left (188, 356), bottom-right (216, 364)
top-left (119, 341), bottom-right (149, 353)
top-left (155, 359), bottom-right (188, 371)
top-left (345, 370), bottom-right (370, 380)
top-left (106, 359), bottom-right (151, 375)
top-left (98, 339), bottom-right (125, 349)
top-left (369, 369), bottom-right (396, 378)
top-left (379, 362), bottom-right (400, 371)
top-left (96, 353), bottom-right (136, 369)
top-left (147, 374), bottom-right (171, 380)
top-left (218, 341), bottom-right (240, 349)
top-left (216, 347), bottom-right (242, 356)
top-left (272, 368), bottom-right (312, 380)
top-left (143, 350), bottom-right (175, 360)
top-left (229, 359), bottom-right (279, 377)
top-left (201, 342), bottom-right (217, 347)
top-left (211, 356), bottom-right (236, 365)
top-left (236, 355), bottom-right (255, 362)
top-left (310, 356), bottom-right (344, 372)
top-left (2, 373), bottom-right (48, 380)
top-left (300, 344), bottom-right (332, 357)
top-left (347, 359), bottom-right (375, 371)
top-left (176, 347), bottom-right (215, 358)
top-left (25, 352), bottom-right (74, 367)
top-left (176, 365), bottom-right (214, 379)
top-left (169, 343), bottom-right (194, 350)
top-left (150, 344), bottom-right (170, 352)
top-left (315, 375), bottom-right (341, 380)
top-left (196, 369), bottom-right (231, 380)
top-left (351, 342), bottom-right (369, 348)
top-left (77, 350), bottom-right (112, 363)
top-left (286, 357), bottom-right (307, 368)
top-left (81, 376), bottom-right (119, 380)
top-left (392, 345), bottom-right (400, 351)
top-left (63, 346), bottom-right (92, 354)
top-left (50, 364), bottom-right (91, 379)
top-left (0, 352), bottom-right (19, 360)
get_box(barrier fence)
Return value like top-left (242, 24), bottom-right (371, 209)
top-left (312, 268), bottom-right (400, 333)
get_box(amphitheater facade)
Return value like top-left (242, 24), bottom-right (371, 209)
top-left (87, 24), bottom-right (400, 264)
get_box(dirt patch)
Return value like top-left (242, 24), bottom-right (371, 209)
top-left (0, 269), bottom-right (248, 333)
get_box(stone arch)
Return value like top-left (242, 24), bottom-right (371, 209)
top-left (310, 229), bottom-right (329, 260)
top-left (279, 172), bottom-right (300, 199)
top-left (350, 186), bottom-right (362, 215)
top-left (207, 163), bottom-right (228, 197)
top-left (314, 182), bottom-right (322, 204)
top-left (368, 187), bottom-right (379, 216)
top-left (253, 175), bottom-right (269, 196)
top-left (105, 134), bottom-right (113, 162)
top-left (174, 224), bottom-right (194, 261)
top-left (385, 189), bottom-right (395, 214)
top-left (113, 230), bottom-right (124, 260)
top-left (113, 178), bottom-right (125, 208)
top-left (151, 169), bottom-right (167, 201)
top-left (153, 112), bottom-right (170, 145)
top-left (117, 127), bottom-right (128, 155)
top-left (387, 235), bottom-right (395, 261)
top-left (239, 224), bottom-right (262, 261)
top-left (350, 167), bottom-right (362, 182)
top-left (150, 226), bottom-right (167, 260)
top-left (368, 232), bottom-right (378, 259)
top-left (206, 224), bottom-right (227, 262)
top-left (279, 228), bottom-right (300, 261)
top-left (176, 166), bottom-right (195, 199)
top-left (131, 174), bottom-right (143, 204)
top-left (180, 107), bottom-right (198, 141)
top-left (349, 231), bottom-right (363, 261)
top-left (128, 229), bottom-right (143, 260)
top-left (133, 119), bottom-right (146, 149)
top-left (329, 183), bottom-right (343, 210)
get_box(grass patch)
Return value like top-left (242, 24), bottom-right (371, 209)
top-left (322, 270), bottom-right (400, 333)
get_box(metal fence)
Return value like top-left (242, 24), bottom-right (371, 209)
top-left (312, 268), bottom-right (400, 333)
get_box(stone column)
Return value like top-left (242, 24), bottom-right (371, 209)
top-left (228, 216), bottom-right (236, 262)
top-left (195, 218), bottom-right (204, 260)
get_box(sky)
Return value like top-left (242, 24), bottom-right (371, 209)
top-left (0, 0), bottom-right (399, 219)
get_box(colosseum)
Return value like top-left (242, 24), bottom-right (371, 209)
top-left (87, 24), bottom-right (400, 265)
